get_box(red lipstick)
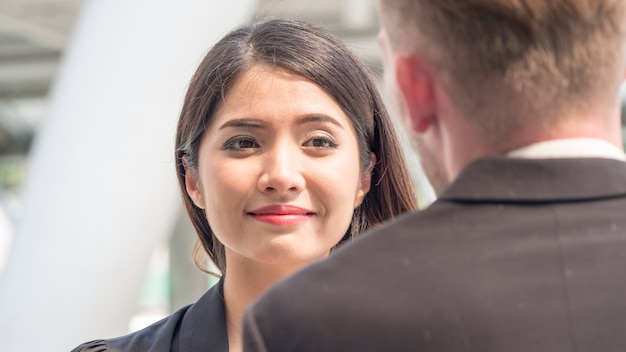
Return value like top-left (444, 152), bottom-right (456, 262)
top-left (248, 205), bottom-right (315, 226)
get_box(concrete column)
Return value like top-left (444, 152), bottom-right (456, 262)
top-left (342, 0), bottom-right (375, 30)
top-left (0, 1), bottom-right (253, 350)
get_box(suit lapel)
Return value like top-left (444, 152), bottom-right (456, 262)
top-left (177, 278), bottom-right (229, 351)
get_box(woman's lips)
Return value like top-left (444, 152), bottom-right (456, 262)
top-left (248, 205), bottom-right (315, 226)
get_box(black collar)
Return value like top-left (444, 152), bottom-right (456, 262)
top-left (177, 277), bottom-right (228, 351)
top-left (440, 157), bottom-right (626, 203)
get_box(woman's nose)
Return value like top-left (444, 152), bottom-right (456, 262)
top-left (257, 147), bottom-right (305, 194)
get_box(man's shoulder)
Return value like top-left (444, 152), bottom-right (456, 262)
top-left (247, 208), bottom-right (443, 310)
top-left (243, 206), bottom-right (459, 351)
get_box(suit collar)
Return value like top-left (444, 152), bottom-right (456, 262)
top-left (439, 157), bottom-right (626, 203)
top-left (178, 277), bottom-right (228, 351)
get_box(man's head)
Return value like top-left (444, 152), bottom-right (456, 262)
top-left (378, 0), bottom-right (626, 193)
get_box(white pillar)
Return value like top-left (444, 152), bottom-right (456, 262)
top-left (0, 206), bottom-right (13, 274)
top-left (342, 0), bottom-right (375, 30)
top-left (0, 1), bottom-right (253, 351)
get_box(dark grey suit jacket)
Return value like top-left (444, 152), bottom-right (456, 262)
top-left (72, 279), bottom-right (227, 352)
top-left (243, 157), bottom-right (626, 352)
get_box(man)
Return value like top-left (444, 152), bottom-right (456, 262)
top-left (242, 0), bottom-right (626, 350)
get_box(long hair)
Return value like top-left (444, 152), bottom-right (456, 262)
top-left (175, 18), bottom-right (417, 275)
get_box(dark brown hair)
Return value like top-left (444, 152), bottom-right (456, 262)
top-left (176, 18), bottom-right (417, 276)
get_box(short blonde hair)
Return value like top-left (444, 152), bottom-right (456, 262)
top-left (380, 0), bottom-right (626, 139)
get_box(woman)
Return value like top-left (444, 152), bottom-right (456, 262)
top-left (73, 18), bottom-right (417, 352)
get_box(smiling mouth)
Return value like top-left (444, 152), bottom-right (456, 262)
top-left (248, 205), bottom-right (316, 226)
top-left (249, 213), bottom-right (314, 226)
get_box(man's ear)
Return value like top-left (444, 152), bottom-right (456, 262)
top-left (182, 156), bottom-right (205, 209)
top-left (395, 54), bottom-right (436, 134)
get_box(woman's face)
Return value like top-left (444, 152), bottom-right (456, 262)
top-left (186, 65), bottom-right (371, 269)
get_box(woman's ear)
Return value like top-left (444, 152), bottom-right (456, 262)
top-left (354, 153), bottom-right (376, 208)
top-left (183, 155), bottom-right (206, 209)
top-left (395, 54), bottom-right (436, 134)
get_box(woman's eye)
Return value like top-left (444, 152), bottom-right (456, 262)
top-left (223, 137), bottom-right (259, 150)
top-left (304, 136), bottom-right (338, 149)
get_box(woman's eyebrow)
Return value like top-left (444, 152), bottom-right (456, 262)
top-left (218, 115), bottom-right (344, 130)
top-left (218, 118), bottom-right (265, 130)
top-left (296, 114), bottom-right (344, 129)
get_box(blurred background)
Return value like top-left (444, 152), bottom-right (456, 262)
top-left (0, 0), bottom-right (435, 350)
top-left (0, 0), bottom-right (624, 351)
